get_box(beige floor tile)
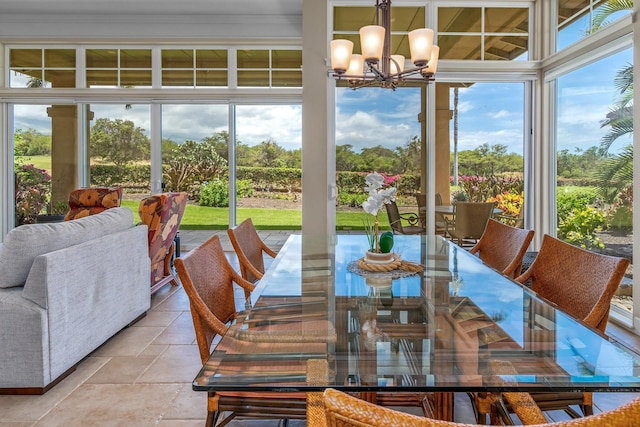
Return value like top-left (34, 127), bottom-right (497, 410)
top-left (85, 355), bottom-right (158, 384)
top-left (34, 384), bottom-right (180, 427)
top-left (137, 345), bottom-right (201, 383)
top-left (153, 288), bottom-right (191, 312)
top-left (134, 310), bottom-right (182, 327)
top-left (0, 357), bottom-right (108, 422)
top-left (0, 422), bottom-right (35, 427)
top-left (92, 326), bottom-right (165, 357)
top-left (152, 312), bottom-right (196, 345)
top-left (139, 344), bottom-right (170, 358)
top-left (162, 385), bottom-right (207, 420)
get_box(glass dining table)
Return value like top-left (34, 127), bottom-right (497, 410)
top-left (193, 234), bottom-right (640, 421)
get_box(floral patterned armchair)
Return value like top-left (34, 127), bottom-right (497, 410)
top-left (64, 187), bottom-right (123, 221)
top-left (138, 192), bottom-right (188, 294)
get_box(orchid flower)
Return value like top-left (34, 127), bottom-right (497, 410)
top-left (364, 172), bottom-right (384, 194)
top-left (362, 194), bottom-right (384, 216)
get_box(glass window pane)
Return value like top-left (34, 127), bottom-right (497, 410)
top-left (10, 70), bottom-right (43, 88)
top-left (44, 49), bottom-right (75, 68)
top-left (272, 50), bottom-right (302, 69)
top-left (121, 70), bottom-right (152, 87)
top-left (161, 104), bottom-right (229, 228)
top-left (162, 49), bottom-right (194, 68)
top-left (89, 104), bottom-right (151, 219)
top-left (238, 50), bottom-right (269, 68)
top-left (10, 49), bottom-right (42, 68)
top-left (557, 0), bottom-right (631, 51)
top-left (163, 70), bottom-right (194, 87)
top-left (238, 70), bottom-right (269, 86)
top-left (439, 8), bottom-right (481, 32)
top-left (334, 88), bottom-right (421, 231)
top-left (120, 49), bottom-right (152, 68)
top-left (196, 70), bottom-right (227, 87)
top-left (390, 35), bottom-right (412, 57)
top-left (485, 35), bottom-right (528, 61)
top-left (196, 50), bottom-right (227, 68)
top-left (438, 35), bottom-right (482, 60)
top-left (272, 71), bottom-right (302, 87)
top-left (485, 8), bottom-right (528, 33)
top-left (391, 7), bottom-right (425, 31)
top-left (236, 105), bottom-right (302, 228)
top-left (334, 6), bottom-right (377, 31)
top-left (87, 69), bottom-right (118, 87)
top-left (44, 70), bottom-right (76, 88)
top-left (555, 47), bottom-right (633, 317)
top-left (86, 49), bottom-right (118, 68)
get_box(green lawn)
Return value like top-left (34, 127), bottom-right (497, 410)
top-left (121, 199), bottom-right (391, 230)
top-left (15, 155), bottom-right (52, 171)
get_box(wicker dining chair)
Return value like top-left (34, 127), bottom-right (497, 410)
top-left (175, 234), bottom-right (334, 427)
top-left (469, 218), bottom-right (534, 279)
top-left (445, 202), bottom-right (495, 247)
top-left (313, 388), bottom-right (640, 427)
top-left (227, 218), bottom-right (277, 298)
top-left (481, 235), bottom-right (631, 425)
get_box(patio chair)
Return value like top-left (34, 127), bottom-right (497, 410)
top-left (64, 186), bottom-right (123, 221)
top-left (384, 201), bottom-right (424, 235)
top-left (482, 235), bottom-right (630, 425)
top-left (175, 234), bottom-right (335, 427)
top-left (227, 218), bottom-right (277, 299)
top-left (445, 202), bottom-right (496, 247)
top-left (314, 388), bottom-right (640, 427)
top-left (139, 192), bottom-right (188, 294)
top-left (469, 218), bottom-right (534, 279)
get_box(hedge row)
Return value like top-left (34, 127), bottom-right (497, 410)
top-left (90, 165), bottom-right (421, 195)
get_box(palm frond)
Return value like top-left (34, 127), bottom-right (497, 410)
top-left (589, 0), bottom-right (634, 33)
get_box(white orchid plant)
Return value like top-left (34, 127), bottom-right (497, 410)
top-left (362, 172), bottom-right (396, 252)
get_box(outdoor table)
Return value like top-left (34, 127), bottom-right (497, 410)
top-left (193, 234), bottom-right (640, 421)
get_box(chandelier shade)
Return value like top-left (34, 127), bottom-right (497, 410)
top-left (329, 0), bottom-right (438, 90)
top-left (330, 39), bottom-right (354, 73)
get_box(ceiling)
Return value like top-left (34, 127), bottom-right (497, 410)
top-left (0, 0), bottom-right (303, 16)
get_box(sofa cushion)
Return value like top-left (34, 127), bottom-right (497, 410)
top-left (0, 207), bottom-right (134, 288)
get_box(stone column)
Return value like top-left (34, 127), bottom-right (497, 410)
top-left (435, 84), bottom-right (453, 204)
top-left (46, 105), bottom-right (94, 207)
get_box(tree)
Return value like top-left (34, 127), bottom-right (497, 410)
top-left (336, 144), bottom-right (366, 172)
top-left (14, 128), bottom-right (51, 156)
top-left (256, 139), bottom-right (286, 168)
top-left (360, 145), bottom-right (398, 174)
top-left (162, 140), bottom-right (228, 193)
top-left (394, 136), bottom-right (421, 175)
top-left (90, 118), bottom-right (150, 167)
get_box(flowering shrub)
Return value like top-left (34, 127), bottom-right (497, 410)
top-left (490, 191), bottom-right (524, 217)
top-left (605, 185), bottom-right (633, 230)
top-left (456, 175), bottom-right (524, 202)
top-left (15, 163), bottom-right (51, 225)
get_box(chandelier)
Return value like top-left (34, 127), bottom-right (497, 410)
top-left (328, 0), bottom-right (439, 90)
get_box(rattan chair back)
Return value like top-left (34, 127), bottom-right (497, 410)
top-left (515, 234), bottom-right (629, 332)
top-left (227, 218), bottom-right (277, 287)
top-left (469, 218), bottom-right (534, 279)
top-left (174, 234), bottom-right (255, 363)
top-left (447, 202), bottom-right (495, 246)
top-left (319, 388), bottom-right (640, 427)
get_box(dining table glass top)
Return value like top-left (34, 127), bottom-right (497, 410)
top-left (193, 234), bottom-right (640, 393)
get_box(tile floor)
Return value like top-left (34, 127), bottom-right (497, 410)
top-left (1, 230), bottom-right (638, 426)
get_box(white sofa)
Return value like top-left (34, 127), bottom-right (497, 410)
top-left (0, 207), bottom-right (151, 393)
